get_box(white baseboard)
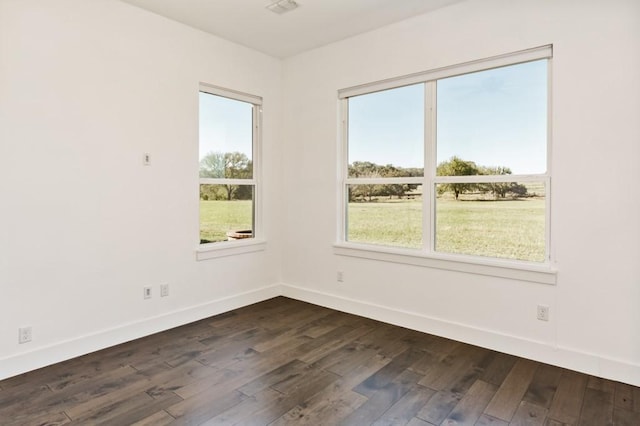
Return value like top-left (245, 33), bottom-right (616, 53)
top-left (280, 283), bottom-right (640, 387)
top-left (4, 282), bottom-right (639, 388)
top-left (0, 284), bottom-right (282, 381)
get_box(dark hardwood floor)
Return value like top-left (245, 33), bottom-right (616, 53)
top-left (1, 297), bottom-right (639, 425)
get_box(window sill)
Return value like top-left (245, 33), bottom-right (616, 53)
top-left (196, 239), bottom-right (266, 261)
top-left (333, 243), bottom-right (557, 285)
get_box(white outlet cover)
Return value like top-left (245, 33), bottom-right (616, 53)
top-left (537, 305), bottom-right (549, 321)
top-left (19, 327), bottom-right (32, 344)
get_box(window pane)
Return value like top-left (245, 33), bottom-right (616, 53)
top-left (200, 184), bottom-right (254, 244)
top-left (437, 60), bottom-right (547, 175)
top-left (348, 84), bottom-right (424, 177)
top-left (199, 92), bottom-right (253, 179)
top-left (347, 185), bottom-right (422, 249)
top-left (435, 181), bottom-right (546, 261)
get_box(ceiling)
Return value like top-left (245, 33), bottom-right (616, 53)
top-left (120, 0), bottom-right (466, 58)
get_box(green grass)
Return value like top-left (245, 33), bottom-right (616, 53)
top-left (200, 200), bottom-right (253, 243)
top-left (348, 199), bottom-right (423, 249)
top-left (201, 196), bottom-right (546, 262)
top-left (436, 198), bottom-right (545, 261)
top-left (348, 197), bottom-right (546, 262)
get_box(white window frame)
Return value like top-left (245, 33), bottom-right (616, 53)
top-left (335, 46), bottom-right (556, 284)
top-left (196, 83), bottom-right (265, 261)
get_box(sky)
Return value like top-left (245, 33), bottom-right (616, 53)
top-left (199, 60), bottom-right (547, 176)
top-left (348, 59), bottom-right (548, 175)
top-left (199, 92), bottom-right (253, 161)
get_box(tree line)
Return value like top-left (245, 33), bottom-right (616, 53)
top-left (198, 152), bottom-right (529, 202)
top-left (349, 156), bottom-right (528, 201)
top-left (436, 156), bottom-right (527, 200)
top-left (348, 161), bottom-right (422, 202)
top-left (199, 151), bottom-right (252, 201)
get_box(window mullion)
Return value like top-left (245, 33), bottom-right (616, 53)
top-left (252, 104), bottom-right (261, 239)
top-left (345, 177), bottom-right (423, 185)
top-left (199, 178), bottom-right (256, 185)
top-left (434, 174), bottom-right (547, 184)
top-left (339, 99), bottom-right (349, 243)
top-left (424, 81), bottom-right (437, 254)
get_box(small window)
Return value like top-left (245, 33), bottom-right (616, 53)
top-left (340, 48), bottom-right (551, 264)
top-left (199, 85), bottom-right (261, 245)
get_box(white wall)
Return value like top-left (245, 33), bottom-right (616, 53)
top-left (281, 0), bottom-right (640, 385)
top-left (0, 0), bottom-right (283, 379)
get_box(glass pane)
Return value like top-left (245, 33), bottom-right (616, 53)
top-left (435, 181), bottom-right (546, 261)
top-left (200, 184), bottom-right (254, 244)
top-left (348, 84), bottom-right (424, 178)
top-left (199, 92), bottom-right (253, 179)
top-left (437, 60), bottom-right (547, 175)
top-left (347, 184), bottom-right (422, 249)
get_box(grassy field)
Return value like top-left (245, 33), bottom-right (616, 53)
top-left (200, 200), bottom-right (253, 243)
top-left (348, 199), bottom-right (423, 248)
top-left (201, 197), bottom-right (546, 262)
top-left (348, 197), bottom-right (545, 262)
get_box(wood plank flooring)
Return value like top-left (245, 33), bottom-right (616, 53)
top-left (1, 296), bottom-right (639, 425)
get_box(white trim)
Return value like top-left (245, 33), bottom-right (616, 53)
top-left (199, 178), bottom-right (256, 185)
top-left (199, 82), bottom-right (262, 105)
top-left (337, 100), bottom-right (348, 243)
top-left (280, 284), bottom-right (640, 387)
top-left (0, 284), bottom-right (281, 381)
top-left (338, 45), bottom-right (552, 99)
top-left (253, 104), bottom-right (263, 240)
top-left (345, 177), bottom-right (423, 185)
top-left (425, 82), bottom-right (437, 252)
top-left (5, 284), bottom-right (640, 388)
top-left (433, 175), bottom-right (546, 184)
top-left (196, 239), bottom-right (266, 261)
top-left (546, 58), bottom-right (554, 263)
top-left (333, 243), bottom-right (556, 284)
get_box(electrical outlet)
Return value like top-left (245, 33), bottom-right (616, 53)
top-left (19, 327), bottom-right (32, 344)
top-left (537, 305), bottom-right (550, 321)
top-left (160, 284), bottom-right (169, 297)
top-left (143, 153), bottom-right (151, 166)
top-left (143, 286), bottom-right (152, 299)
top-left (337, 271), bottom-right (344, 282)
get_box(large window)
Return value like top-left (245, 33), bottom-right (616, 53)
top-left (340, 47), bottom-right (551, 264)
top-left (199, 84), bottom-right (261, 245)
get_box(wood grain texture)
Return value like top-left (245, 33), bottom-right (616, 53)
top-left (548, 370), bottom-right (589, 424)
top-left (442, 379), bottom-right (497, 425)
top-left (484, 358), bottom-right (538, 421)
top-left (1, 297), bottom-right (638, 425)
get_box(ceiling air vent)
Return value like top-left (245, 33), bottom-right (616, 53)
top-left (266, 0), bottom-right (299, 15)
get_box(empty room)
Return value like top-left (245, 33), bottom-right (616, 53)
top-left (1, 0), bottom-right (639, 424)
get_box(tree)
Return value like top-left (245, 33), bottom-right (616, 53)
top-left (379, 164), bottom-right (409, 199)
top-left (349, 162), bottom-right (382, 201)
top-left (436, 156), bottom-right (480, 199)
top-left (199, 151), bottom-right (225, 178)
top-left (478, 166), bottom-right (528, 199)
top-left (350, 171), bottom-right (383, 202)
top-left (223, 152), bottom-right (252, 179)
top-left (348, 161), bottom-right (380, 178)
top-left (347, 162), bottom-right (421, 201)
